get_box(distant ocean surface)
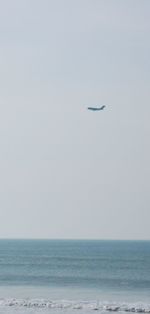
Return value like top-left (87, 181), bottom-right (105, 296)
top-left (0, 240), bottom-right (150, 314)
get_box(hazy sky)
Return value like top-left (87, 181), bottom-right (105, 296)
top-left (0, 0), bottom-right (150, 239)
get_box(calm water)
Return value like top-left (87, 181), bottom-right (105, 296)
top-left (0, 240), bottom-right (150, 314)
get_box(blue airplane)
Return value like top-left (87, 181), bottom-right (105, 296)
top-left (87, 105), bottom-right (106, 111)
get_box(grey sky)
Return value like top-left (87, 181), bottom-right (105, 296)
top-left (0, 0), bottom-right (150, 239)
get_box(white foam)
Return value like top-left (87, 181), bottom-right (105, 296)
top-left (0, 299), bottom-right (150, 312)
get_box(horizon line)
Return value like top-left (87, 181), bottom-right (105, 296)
top-left (0, 238), bottom-right (149, 241)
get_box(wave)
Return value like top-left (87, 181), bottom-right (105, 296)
top-left (0, 299), bottom-right (150, 312)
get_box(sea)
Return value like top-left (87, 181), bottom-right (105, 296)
top-left (0, 240), bottom-right (149, 314)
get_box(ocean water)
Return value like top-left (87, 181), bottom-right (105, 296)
top-left (0, 240), bottom-right (150, 314)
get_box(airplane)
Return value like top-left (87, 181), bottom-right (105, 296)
top-left (87, 105), bottom-right (106, 111)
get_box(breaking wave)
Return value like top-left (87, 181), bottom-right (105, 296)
top-left (0, 299), bottom-right (150, 312)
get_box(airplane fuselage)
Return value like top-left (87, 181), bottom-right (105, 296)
top-left (87, 105), bottom-right (105, 111)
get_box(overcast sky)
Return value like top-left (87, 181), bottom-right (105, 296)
top-left (0, 0), bottom-right (150, 239)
